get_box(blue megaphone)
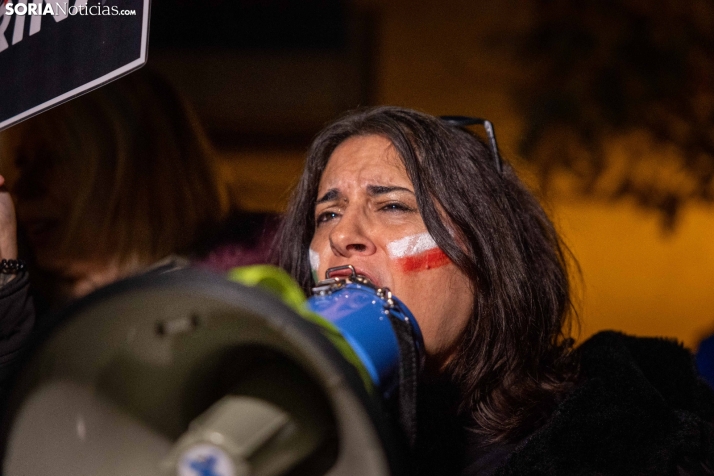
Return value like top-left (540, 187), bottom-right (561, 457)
top-left (306, 265), bottom-right (425, 399)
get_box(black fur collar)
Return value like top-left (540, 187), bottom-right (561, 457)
top-left (495, 331), bottom-right (714, 475)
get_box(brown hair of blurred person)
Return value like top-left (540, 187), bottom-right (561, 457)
top-left (0, 69), bottom-right (231, 305)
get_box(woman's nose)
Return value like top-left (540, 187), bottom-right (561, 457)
top-left (328, 211), bottom-right (377, 258)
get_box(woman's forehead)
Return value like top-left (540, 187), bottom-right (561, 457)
top-left (318, 135), bottom-right (410, 192)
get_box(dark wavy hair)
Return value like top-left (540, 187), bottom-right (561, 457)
top-left (276, 106), bottom-right (578, 443)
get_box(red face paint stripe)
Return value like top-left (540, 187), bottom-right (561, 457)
top-left (397, 247), bottom-right (451, 272)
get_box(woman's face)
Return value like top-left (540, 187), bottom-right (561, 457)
top-left (309, 134), bottom-right (474, 371)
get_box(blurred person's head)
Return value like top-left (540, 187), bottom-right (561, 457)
top-left (0, 69), bottom-right (231, 303)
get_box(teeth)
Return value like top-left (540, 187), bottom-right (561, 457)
top-left (356, 271), bottom-right (379, 288)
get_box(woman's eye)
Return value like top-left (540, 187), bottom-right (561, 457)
top-left (316, 211), bottom-right (340, 224)
top-left (380, 202), bottom-right (413, 213)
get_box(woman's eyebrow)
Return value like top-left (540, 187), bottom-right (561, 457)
top-left (367, 185), bottom-right (414, 196)
top-left (316, 188), bottom-right (340, 205)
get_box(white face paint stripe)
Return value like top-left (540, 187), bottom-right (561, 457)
top-left (309, 249), bottom-right (320, 272)
top-left (387, 232), bottom-right (438, 259)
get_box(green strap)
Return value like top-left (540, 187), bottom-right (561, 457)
top-left (227, 265), bottom-right (373, 393)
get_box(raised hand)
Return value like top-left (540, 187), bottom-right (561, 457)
top-left (0, 175), bottom-right (18, 261)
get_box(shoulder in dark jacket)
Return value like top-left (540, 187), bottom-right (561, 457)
top-left (492, 331), bottom-right (714, 476)
top-left (0, 272), bottom-right (35, 386)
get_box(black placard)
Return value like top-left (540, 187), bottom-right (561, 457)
top-left (0, 0), bottom-right (150, 131)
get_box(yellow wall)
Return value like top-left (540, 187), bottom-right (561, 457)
top-left (555, 201), bottom-right (714, 348)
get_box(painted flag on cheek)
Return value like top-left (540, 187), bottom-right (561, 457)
top-left (387, 232), bottom-right (451, 272)
top-left (309, 249), bottom-right (320, 282)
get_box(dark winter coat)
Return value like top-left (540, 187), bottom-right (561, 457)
top-left (0, 273), bottom-right (34, 388)
top-left (461, 332), bottom-right (714, 476)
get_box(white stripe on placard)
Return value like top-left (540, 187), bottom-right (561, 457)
top-left (0, 0), bottom-right (151, 132)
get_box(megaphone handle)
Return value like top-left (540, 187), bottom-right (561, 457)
top-left (386, 313), bottom-right (419, 448)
